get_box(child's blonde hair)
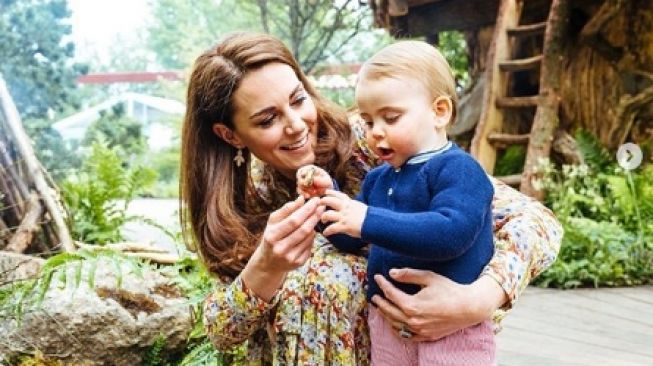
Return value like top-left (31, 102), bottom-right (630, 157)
top-left (359, 40), bottom-right (458, 122)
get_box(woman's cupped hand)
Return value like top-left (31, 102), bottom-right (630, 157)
top-left (242, 196), bottom-right (325, 301)
top-left (257, 196), bottom-right (324, 272)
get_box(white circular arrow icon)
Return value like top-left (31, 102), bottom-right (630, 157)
top-left (616, 143), bottom-right (643, 171)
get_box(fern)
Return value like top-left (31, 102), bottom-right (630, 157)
top-left (2, 249), bottom-right (149, 321)
top-left (537, 159), bottom-right (653, 288)
top-left (142, 334), bottom-right (167, 366)
top-left (574, 129), bottom-right (613, 172)
top-left (62, 142), bottom-right (157, 244)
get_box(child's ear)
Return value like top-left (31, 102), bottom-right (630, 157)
top-left (212, 123), bottom-right (244, 148)
top-left (432, 96), bottom-right (453, 128)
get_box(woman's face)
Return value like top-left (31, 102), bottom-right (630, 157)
top-left (226, 62), bottom-right (318, 177)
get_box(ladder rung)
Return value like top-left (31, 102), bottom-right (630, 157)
top-left (507, 22), bottom-right (547, 37)
top-left (496, 96), bottom-right (542, 108)
top-left (496, 174), bottom-right (522, 186)
top-left (487, 133), bottom-right (530, 145)
top-left (499, 55), bottom-right (543, 72)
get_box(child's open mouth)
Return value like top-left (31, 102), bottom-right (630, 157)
top-left (377, 147), bottom-right (394, 159)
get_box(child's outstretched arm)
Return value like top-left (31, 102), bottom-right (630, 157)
top-left (296, 165), bottom-right (333, 199)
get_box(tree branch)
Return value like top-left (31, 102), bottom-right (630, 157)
top-left (5, 192), bottom-right (42, 253)
top-left (257, 0), bottom-right (270, 34)
top-left (580, 0), bottom-right (625, 62)
top-left (615, 83), bottom-right (653, 146)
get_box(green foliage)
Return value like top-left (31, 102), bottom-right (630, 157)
top-left (147, 0), bottom-right (375, 73)
top-left (494, 145), bottom-right (526, 176)
top-left (534, 139), bottom-right (653, 288)
top-left (161, 256), bottom-right (222, 365)
top-left (437, 31), bottom-right (469, 89)
top-left (574, 129), bottom-right (613, 172)
top-left (61, 142), bottom-right (157, 244)
top-left (0, 0), bottom-right (87, 119)
top-left (1, 249), bottom-right (147, 322)
top-left (155, 256), bottom-right (246, 365)
top-left (319, 87), bottom-right (356, 109)
top-left (143, 334), bottom-right (167, 366)
top-left (536, 217), bottom-right (651, 288)
top-left (147, 0), bottom-right (252, 70)
top-left (145, 145), bottom-right (181, 198)
top-left (83, 104), bottom-right (147, 161)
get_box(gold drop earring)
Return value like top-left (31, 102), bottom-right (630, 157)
top-left (234, 148), bottom-right (245, 167)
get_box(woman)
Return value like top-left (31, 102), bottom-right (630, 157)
top-left (180, 32), bottom-right (562, 365)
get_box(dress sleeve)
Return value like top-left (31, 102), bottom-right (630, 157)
top-left (482, 177), bottom-right (563, 310)
top-left (203, 274), bottom-right (280, 350)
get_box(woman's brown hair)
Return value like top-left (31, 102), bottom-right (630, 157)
top-left (180, 32), bottom-right (360, 279)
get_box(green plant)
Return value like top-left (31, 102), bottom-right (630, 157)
top-left (319, 87), bottom-right (356, 109)
top-left (142, 334), bottom-right (167, 366)
top-left (83, 104), bottom-right (147, 162)
top-left (438, 31), bottom-right (469, 89)
top-left (1, 248), bottom-right (147, 322)
top-left (574, 129), bottom-right (613, 173)
top-left (494, 145), bottom-right (526, 176)
top-left (535, 217), bottom-right (652, 288)
top-left (157, 255), bottom-right (246, 365)
top-left (145, 146), bottom-right (181, 198)
top-left (534, 149), bottom-right (653, 288)
top-left (61, 142), bottom-right (157, 244)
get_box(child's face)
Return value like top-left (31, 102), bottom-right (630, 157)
top-left (356, 75), bottom-right (450, 168)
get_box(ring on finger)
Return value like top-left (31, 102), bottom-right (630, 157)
top-left (398, 323), bottom-right (414, 339)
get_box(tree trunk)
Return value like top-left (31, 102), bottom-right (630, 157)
top-left (462, 0), bottom-right (653, 160)
top-left (560, 0), bottom-right (653, 151)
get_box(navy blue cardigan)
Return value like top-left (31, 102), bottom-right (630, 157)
top-left (327, 142), bottom-right (495, 301)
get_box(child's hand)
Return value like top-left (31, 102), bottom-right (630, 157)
top-left (320, 189), bottom-right (367, 238)
top-left (296, 165), bottom-right (333, 199)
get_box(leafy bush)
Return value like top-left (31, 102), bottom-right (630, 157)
top-left (83, 104), bottom-right (147, 161)
top-left (534, 131), bottom-right (653, 288)
top-left (61, 142), bottom-right (157, 244)
top-left (535, 217), bottom-right (652, 288)
top-left (144, 146), bottom-right (180, 198)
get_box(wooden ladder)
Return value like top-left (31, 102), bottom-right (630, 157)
top-left (471, 0), bottom-right (565, 199)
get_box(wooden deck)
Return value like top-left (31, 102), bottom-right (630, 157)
top-left (497, 286), bottom-right (653, 365)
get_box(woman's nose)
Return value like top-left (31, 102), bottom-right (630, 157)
top-left (284, 111), bottom-right (306, 134)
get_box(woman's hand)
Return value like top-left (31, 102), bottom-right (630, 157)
top-left (241, 195), bottom-right (324, 301)
top-left (296, 165), bottom-right (333, 199)
top-left (370, 269), bottom-right (507, 341)
top-left (320, 189), bottom-right (367, 238)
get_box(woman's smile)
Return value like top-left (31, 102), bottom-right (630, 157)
top-left (280, 133), bottom-right (309, 151)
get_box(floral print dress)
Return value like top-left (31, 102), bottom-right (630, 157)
top-left (203, 118), bottom-right (563, 365)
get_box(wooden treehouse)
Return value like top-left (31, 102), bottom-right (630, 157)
top-left (371, 0), bottom-right (653, 199)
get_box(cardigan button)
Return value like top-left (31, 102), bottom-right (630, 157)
top-left (388, 188), bottom-right (393, 195)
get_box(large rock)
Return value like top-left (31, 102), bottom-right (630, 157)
top-left (0, 257), bottom-right (192, 365)
top-left (0, 251), bottom-right (44, 282)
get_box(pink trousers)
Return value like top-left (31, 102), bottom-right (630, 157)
top-left (368, 306), bottom-right (496, 366)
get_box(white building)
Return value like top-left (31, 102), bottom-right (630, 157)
top-left (52, 92), bottom-right (184, 151)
